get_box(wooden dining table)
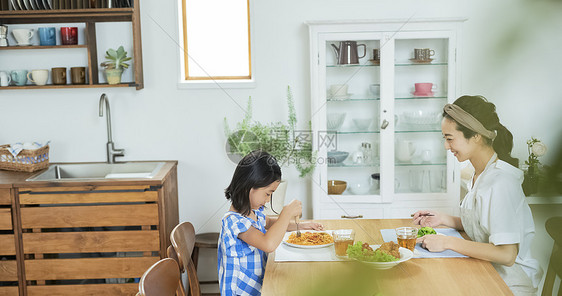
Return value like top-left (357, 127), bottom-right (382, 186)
top-left (261, 219), bottom-right (513, 296)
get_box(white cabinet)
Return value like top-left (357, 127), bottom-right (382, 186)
top-left (307, 19), bottom-right (466, 219)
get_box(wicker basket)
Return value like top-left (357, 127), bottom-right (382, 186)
top-left (0, 144), bottom-right (50, 172)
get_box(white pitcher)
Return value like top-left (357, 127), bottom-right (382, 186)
top-left (0, 71), bottom-right (11, 86)
top-left (396, 140), bottom-right (416, 162)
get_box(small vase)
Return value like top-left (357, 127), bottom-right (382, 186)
top-left (105, 69), bottom-right (123, 85)
top-left (522, 172), bottom-right (539, 196)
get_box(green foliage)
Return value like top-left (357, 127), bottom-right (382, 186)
top-left (100, 46), bottom-right (132, 70)
top-left (224, 86), bottom-right (316, 177)
top-left (346, 241), bottom-right (398, 262)
top-left (417, 227), bottom-right (437, 237)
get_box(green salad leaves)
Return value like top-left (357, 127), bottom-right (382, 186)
top-left (417, 226), bottom-right (437, 237)
top-left (346, 241), bottom-right (398, 262)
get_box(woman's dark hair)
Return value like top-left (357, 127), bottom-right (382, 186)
top-left (443, 95), bottom-right (519, 167)
top-left (225, 150), bottom-right (282, 216)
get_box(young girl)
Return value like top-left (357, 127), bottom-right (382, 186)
top-left (218, 150), bottom-right (323, 296)
top-left (412, 95), bottom-right (542, 295)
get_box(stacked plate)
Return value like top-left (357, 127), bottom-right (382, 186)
top-left (7, 0), bottom-right (132, 10)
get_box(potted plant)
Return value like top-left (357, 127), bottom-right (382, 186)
top-left (100, 46), bottom-right (132, 85)
top-left (522, 137), bottom-right (547, 196)
top-left (224, 86), bottom-right (316, 177)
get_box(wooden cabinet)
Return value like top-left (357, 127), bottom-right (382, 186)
top-left (0, 0), bottom-right (143, 90)
top-left (307, 19), bottom-right (465, 219)
top-left (0, 161), bottom-right (178, 295)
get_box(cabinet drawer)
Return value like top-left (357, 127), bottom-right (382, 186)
top-left (18, 185), bottom-right (158, 204)
top-left (0, 260), bottom-right (18, 281)
top-left (319, 206), bottom-right (384, 219)
top-left (0, 287), bottom-right (18, 296)
top-left (20, 203), bottom-right (158, 229)
top-left (0, 189), bottom-right (10, 205)
top-left (0, 208), bottom-right (12, 230)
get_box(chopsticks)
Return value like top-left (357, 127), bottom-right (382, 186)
top-left (410, 213), bottom-right (435, 217)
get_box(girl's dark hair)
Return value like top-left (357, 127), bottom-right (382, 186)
top-left (443, 95), bottom-right (519, 167)
top-left (225, 150), bottom-right (282, 216)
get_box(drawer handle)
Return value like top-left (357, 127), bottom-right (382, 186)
top-left (341, 215), bottom-right (363, 219)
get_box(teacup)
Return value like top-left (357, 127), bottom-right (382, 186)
top-left (414, 83), bottom-right (437, 95)
top-left (71, 67), bottom-right (86, 84)
top-left (61, 27), bottom-right (78, 45)
top-left (27, 69), bottom-right (49, 86)
top-left (10, 70), bottom-right (28, 86)
top-left (51, 67), bottom-right (67, 85)
top-left (12, 29), bottom-right (34, 46)
top-left (414, 48), bottom-right (435, 60)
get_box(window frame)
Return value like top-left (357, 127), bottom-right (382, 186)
top-left (177, 0), bottom-right (256, 89)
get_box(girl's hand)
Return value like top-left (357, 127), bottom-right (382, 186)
top-left (281, 199), bottom-right (302, 219)
top-left (412, 210), bottom-right (443, 228)
top-left (417, 234), bottom-right (449, 252)
top-left (300, 222), bottom-right (324, 231)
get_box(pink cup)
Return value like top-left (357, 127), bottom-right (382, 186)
top-left (414, 83), bottom-right (437, 94)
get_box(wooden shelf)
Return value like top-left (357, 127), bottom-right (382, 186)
top-left (0, 83), bottom-right (137, 89)
top-left (0, 8), bottom-right (135, 23)
top-left (0, 0), bottom-right (143, 90)
top-left (0, 44), bottom-right (88, 50)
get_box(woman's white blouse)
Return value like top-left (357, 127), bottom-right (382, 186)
top-left (461, 157), bottom-right (543, 290)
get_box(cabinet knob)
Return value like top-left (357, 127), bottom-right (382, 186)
top-left (381, 119), bottom-right (389, 129)
top-left (341, 215), bottom-right (363, 219)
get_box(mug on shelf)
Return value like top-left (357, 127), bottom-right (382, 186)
top-left (27, 69), bottom-right (49, 86)
top-left (60, 27), bottom-right (78, 45)
top-left (51, 67), bottom-right (67, 85)
top-left (71, 67), bottom-right (86, 84)
top-left (12, 29), bottom-right (34, 46)
top-left (38, 27), bottom-right (56, 46)
top-left (0, 71), bottom-right (11, 86)
top-left (10, 70), bottom-right (28, 86)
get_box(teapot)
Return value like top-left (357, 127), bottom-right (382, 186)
top-left (331, 41), bottom-right (366, 65)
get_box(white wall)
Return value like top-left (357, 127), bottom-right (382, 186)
top-left (1, 0), bottom-right (561, 287)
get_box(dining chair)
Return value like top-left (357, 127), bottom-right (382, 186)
top-left (137, 258), bottom-right (180, 296)
top-left (542, 216), bottom-right (562, 296)
top-left (172, 221), bottom-right (221, 296)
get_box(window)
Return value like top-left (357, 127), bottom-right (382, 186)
top-left (180, 0), bottom-right (252, 83)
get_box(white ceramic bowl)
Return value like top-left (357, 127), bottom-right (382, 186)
top-left (327, 113), bottom-right (346, 130)
top-left (348, 181), bottom-right (371, 195)
top-left (353, 118), bottom-right (372, 130)
top-left (402, 111), bottom-right (441, 125)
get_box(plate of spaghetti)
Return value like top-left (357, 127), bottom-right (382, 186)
top-left (283, 231), bottom-right (334, 248)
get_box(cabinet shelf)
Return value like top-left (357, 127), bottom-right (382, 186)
top-left (395, 162), bottom-right (447, 167)
top-left (326, 61), bottom-right (448, 68)
top-left (335, 130), bottom-right (381, 134)
top-left (0, 83), bottom-right (137, 89)
top-left (327, 96), bottom-right (380, 101)
top-left (0, 44), bottom-right (88, 50)
top-left (328, 162), bottom-right (379, 168)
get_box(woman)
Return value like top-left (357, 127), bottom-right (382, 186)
top-left (412, 95), bottom-right (542, 295)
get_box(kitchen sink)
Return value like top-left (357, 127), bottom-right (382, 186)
top-left (26, 162), bottom-right (165, 181)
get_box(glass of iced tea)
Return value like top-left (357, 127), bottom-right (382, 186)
top-left (396, 227), bottom-right (417, 251)
top-left (333, 229), bottom-right (355, 258)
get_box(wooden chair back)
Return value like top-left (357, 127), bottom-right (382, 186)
top-left (138, 258), bottom-right (180, 296)
top-left (170, 222), bottom-right (202, 296)
top-left (542, 216), bottom-right (562, 296)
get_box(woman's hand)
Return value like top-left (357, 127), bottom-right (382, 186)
top-left (300, 222), bottom-right (324, 231)
top-left (417, 234), bottom-right (450, 252)
top-left (412, 210), bottom-right (444, 228)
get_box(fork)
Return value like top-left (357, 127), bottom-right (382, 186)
top-left (295, 216), bottom-right (301, 237)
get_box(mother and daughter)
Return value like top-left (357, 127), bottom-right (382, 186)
top-left (218, 95), bottom-right (542, 296)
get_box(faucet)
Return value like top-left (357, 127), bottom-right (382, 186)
top-left (99, 93), bottom-right (125, 163)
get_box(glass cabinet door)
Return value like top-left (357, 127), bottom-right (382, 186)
top-left (319, 33), bottom-right (384, 201)
top-left (392, 32), bottom-right (455, 196)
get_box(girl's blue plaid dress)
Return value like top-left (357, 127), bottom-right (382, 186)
top-left (218, 207), bottom-right (268, 295)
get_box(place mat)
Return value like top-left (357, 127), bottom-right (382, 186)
top-left (274, 230), bottom-right (341, 262)
top-left (380, 228), bottom-right (468, 258)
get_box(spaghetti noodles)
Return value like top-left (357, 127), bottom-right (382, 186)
top-left (286, 232), bottom-right (334, 246)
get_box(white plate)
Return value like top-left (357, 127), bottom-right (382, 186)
top-left (282, 231), bottom-right (334, 249)
top-left (351, 245), bottom-right (413, 270)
